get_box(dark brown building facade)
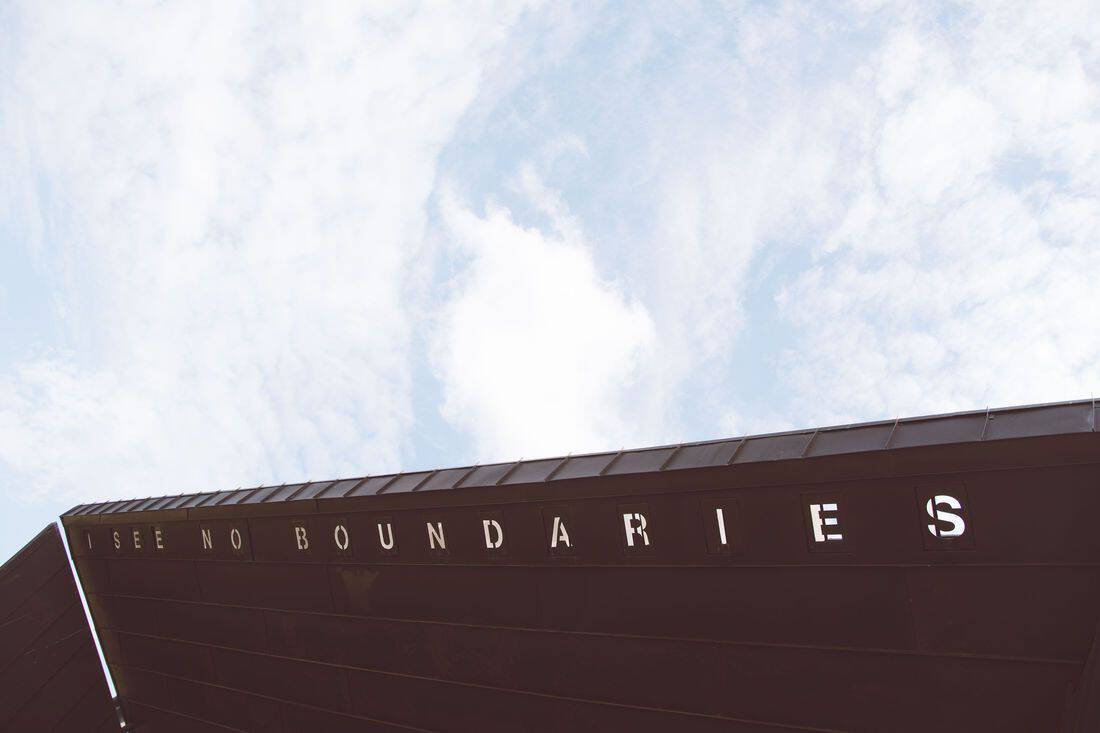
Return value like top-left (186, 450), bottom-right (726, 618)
top-left (59, 399), bottom-right (1100, 731)
top-left (0, 524), bottom-right (118, 732)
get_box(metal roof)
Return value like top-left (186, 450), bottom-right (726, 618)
top-left (63, 398), bottom-right (1098, 516)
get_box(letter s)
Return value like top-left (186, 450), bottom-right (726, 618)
top-left (926, 495), bottom-right (966, 538)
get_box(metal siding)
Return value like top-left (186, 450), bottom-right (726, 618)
top-left (0, 524), bottom-right (117, 732)
top-left (60, 400), bottom-right (1100, 732)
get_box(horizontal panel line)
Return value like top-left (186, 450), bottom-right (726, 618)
top-left (44, 674), bottom-right (113, 733)
top-left (0, 611), bottom-right (36, 631)
top-left (116, 666), bottom-right (438, 732)
top-left (122, 700), bottom-right (246, 732)
top-left (0, 635), bottom-right (89, 729)
top-left (79, 556), bottom-right (1100, 569)
top-left (0, 565), bottom-right (70, 623)
top-left (112, 660), bottom-right (849, 733)
top-left (104, 600), bottom-right (1082, 668)
top-left (0, 598), bottom-right (82, 679)
top-left (96, 589), bottom-right (1087, 664)
top-left (0, 527), bottom-right (58, 580)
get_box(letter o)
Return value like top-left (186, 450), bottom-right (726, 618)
top-left (334, 524), bottom-right (349, 551)
top-left (230, 527), bottom-right (243, 550)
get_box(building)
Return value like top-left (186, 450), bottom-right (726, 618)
top-left (6, 398), bottom-right (1099, 731)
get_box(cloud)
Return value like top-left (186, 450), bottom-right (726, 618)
top-left (2, 0), bottom-right (1098, 516)
top-left (778, 1), bottom-right (1100, 423)
top-left (433, 0), bottom-right (1100, 439)
top-left (431, 171), bottom-right (655, 461)
top-left (0, 1), bottom-right (536, 504)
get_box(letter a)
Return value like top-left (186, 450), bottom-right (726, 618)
top-left (550, 516), bottom-right (571, 548)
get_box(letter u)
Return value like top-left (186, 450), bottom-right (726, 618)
top-left (377, 522), bottom-right (395, 550)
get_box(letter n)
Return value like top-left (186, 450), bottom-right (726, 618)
top-left (426, 521), bottom-right (447, 554)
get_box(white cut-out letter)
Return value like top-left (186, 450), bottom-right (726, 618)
top-left (230, 527), bottom-right (243, 550)
top-left (377, 522), bottom-right (395, 550)
top-left (715, 507), bottom-right (728, 546)
top-left (334, 524), bottom-right (350, 551)
top-left (112, 530), bottom-right (121, 550)
top-left (427, 522), bottom-right (446, 550)
top-left (201, 528), bottom-right (213, 550)
top-left (623, 513), bottom-right (650, 547)
top-left (132, 529), bottom-right (142, 550)
top-left (86, 531), bottom-right (93, 550)
top-left (550, 516), bottom-right (571, 548)
top-left (294, 526), bottom-right (309, 551)
top-left (926, 495), bottom-right (966, 538)
top-left (154, 527), bottom-right (164, 550)
top-left (482, 519), bottom-right (504, 549)
top-left (810, 503), bottom-right (843, 542)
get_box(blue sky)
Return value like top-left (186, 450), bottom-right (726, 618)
top-left (2, 1), bottom-right (1098, 561)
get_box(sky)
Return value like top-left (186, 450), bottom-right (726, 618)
top-left (1, 0), bottom-right (1098, 561)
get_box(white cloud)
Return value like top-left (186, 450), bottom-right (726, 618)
top-left (2, 0), bottom-right (1098, 517)
top-left (779, 2), bottom-right (1100, 423)
top-left (431, 173), bottom-right (655, 461)
top-left (0, 1), bottom-right (536, 504)
top-left (877, 85), bottom-right (1005, 203)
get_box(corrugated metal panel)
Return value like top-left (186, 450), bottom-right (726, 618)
top-left (500, 458), bottom-right (560, 485)
top-left (162, 494), bottom-right (199, 510)
top-left (806, 423), bottom-right (895, 457)
top-left (663, 440), bottom-right (741, 470)
top-left (347, 475), bottom-right (398, 497)
top-left (605, 446), bottom-right (678, 475)
top-left (105, 499), bottom-right (142, 514)
top-left (551, 453), bottom-right (617, 481)
top-left (984, 401), bottom-right (1094, 441)
top-left (129, 498), bottom-right (162, 512)
top-left (458, 462), bottom-right (517, 488)
top-left (318, 478), bottom-right (365, 498)
top-left (179, 493), bottom-right (220, 509)
top-left (890, 412), bottom-right (987, 448)
top-left (380, 472), bottom-right (433, 494)
top-left (734, 432), bottom-right (813, 463)
top-left (90, 500), bottom-right (129, 515)
top-left (147, 495), bottom-right (183, 511)
top-left (260, 483), bottom-right (307, 503)
top-left (418, 467), bottom-right (475, 492)
top-left (240, 486), bottom-right (283, 505)
top-left (217, 487), bottom-right (261, 506)
top-left (294, 481), bottom-right (335, 500)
